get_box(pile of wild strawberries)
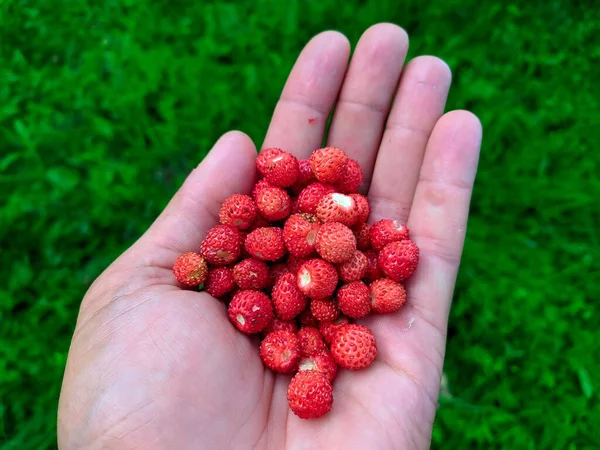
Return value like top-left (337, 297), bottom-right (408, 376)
top-left (173, 146), bottom-right (419, 419)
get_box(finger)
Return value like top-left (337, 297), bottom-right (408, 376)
top-left (326, 23), bottom-right (408, 190)
top-left (368, 56), bottom-right (452, 222)
top-left (262, 31), bottom-right (351, 159)
top-left (406, 110), bottom-right (482, 330)
top-left (141, 131), bottom-right (257, 259)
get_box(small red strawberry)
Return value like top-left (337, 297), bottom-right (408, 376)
top-left (336, 159), bottom-right (363, 193)
top-left (297, 258), bottom-right (338, 299)
top-left (287, 254), bottom-right (310, 276)
top-left (255, 186), bottom-right (291, 221)
top-left (297, 327), bottom-right (327, 356)
top-left (266, 262), bottom-right (290, 291)
top-left (337, 250), bottom-right (368, 282)
top-left (315, 222), bottom-right (356, 264)
top-left (233, 258), bottom-right (270, 290)
top-left (330, 324), bottom-right (377, 370)
top-left (228, 290), bottom-right (273, 334)
top-left (204, 267), bottom-right (236, 297)
top-left (310, 297), bottom-right (340, 322)
top-left (200, 225), bottom-right (242, 266)
top-left (349, 193), bottom-right (370, 224)
top-left (252, 178), bottom-right (274, 201)
top-left (319, 315), bottom-right (351, 345)
top-left (264, 318), bottom-right (298, 335)
top-left (256, 148), bottom-right (300, 188)
top-left (298, 308), bottom-right (320, 328)
top-left (369, 219), bottom-right (410, 251)
top-left (352, 222), bottom-right (371, 251)
top-left (287, 370), bottom-right (333, 419)
top-left (370, 278), bottom-right (407, 313)
top-left (245, 227), bottom-right (287, 261)
top-left (310, 146), bottom-right (348, 184)
top-left (336, 281), bottom-right (371, 319)
top-left (219, 194), bottom-right (257, 230)
top-left (316, 193), bottom-right (358, 226)
top-left (291, 159), bottom-right (315, 194)
top-left (298, 350), bottom-right (338, 383)
top-left (248, 214), bottom-right (271, 232)
top-left (260, 330), bottom-right (301, 374)
top-left (173, 252), bottom-right (208, 286)
top-left (283, 214), bottom-right (320, 258)
top-left (364, 249), bottom-right (384, 283)
top-left (378, 239), bottom-right (419, 282)
top-left (272, 272), bottom-right (308, 320)
top-left (297, 182), bottom-right (335, 215)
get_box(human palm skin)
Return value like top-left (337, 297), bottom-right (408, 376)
top-left (58, 24), bottom-right (482, 450)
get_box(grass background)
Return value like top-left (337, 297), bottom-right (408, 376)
top-left (1, 0), bottom-right (599, 448)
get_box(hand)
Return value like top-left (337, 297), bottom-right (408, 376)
top-left (58, 23), bottom-right (482, 450)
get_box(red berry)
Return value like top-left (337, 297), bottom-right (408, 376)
top-left (336, 159), bottom-right (363, 193)
top-left (252, 178), bottom-right (274, 201)
top-left (248, 214), bottom-right (271, 232)
top-left (297, 182), bottom-right (335, 215)
top-left (287, 254), bottom-right (310, 276)
top-left (204, 267), bottom-right (236, 297)
top-left (315, 222), bottom-right (356, 264)
top-left (272, 272), bottom-right (307, 320)
top-left (264, 318), bottom-right (298, 335)
top-left (287, 370), bottom-right (333, 419)
top-left (364, 249), bottom-right (384, 283)
top-left (349, 193), bottom-right (370, 224)
top-left (228, 290), bottom-right (273, 334)
top-left (290, 197), bottom-right (300, 214)
top-left (245, 227), bottom-right (286, 261)
top-left (233, 258), bottom-right (270, 290)
top-left (337, 250), bottom-right (368, 282)
top-left (297, 327), bottom-right (327, 356)
top-left (200, 225), bottom-right (242, 266)
top-left (316, 193), bottom-right (358, 226)
top-left (330, 324), bottom-right (377, 370)
top-left (297, 259), bottom-right (338, 299)
top-left (319, 316), bottom-right (351, 345)
top-left (370, 219), bottom-right (410, 251)
top-left (298, 350), bottom-right (338, 383)
top-left (378, 240), bottom-right (419, 282)
top-left (336, 281), bottom-right (370, 319)
top-left (255, 186), bottom-right (291, 221)
top-left (219, 194), bottom-right (257, 230)
top-left (291, 159), bottom-right (315, 194)
top-left (256, 148), bottom-right (300, 188)
top-left (353, 222), bottom-right (371, 251)
top-left (310, 146), bottom-right (348, 184)
top-left (283, 214), bottom-right (320, 258)
top-left (260, 330), bottom-right (301, 374)
top-left (310, 297), bottom-right (340, 322)
top-left (298, 308), bottom-right (320, 328)
top-left (173, 252), bottom-right (208, 286)
top-left (370, 278), bottom-right (407, 313)
top-left (266, 263), bottom-right (290, 291)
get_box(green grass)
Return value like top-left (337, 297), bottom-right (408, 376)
top-left (1, 0), bottom-right (599, 448)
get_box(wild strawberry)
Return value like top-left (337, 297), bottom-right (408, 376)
top-left (353, 222), bottom-right (371, 251)
top-left (330, 324), bottom-right (377, 370)
top-left (297, 259), bottom-right (338, 299)
top-left (370, 219), bottom-right (410, 251)
top-left (315, 222), bottom-right (356, 264)
top-left (283, 214), bottom-right (320, 258)
top-left (272, 272), bottom-right (307, 320)
top-left (255, 186), bottom-right (291, 221)
top-left (297, 182), bottom-right (335, 215)
top-left (287, 370), bottom-right (333, 419)
top-left (319, 315), bottom-right (351, 345)
top-left (173, 252), bottom-right (208, 286)
top-left (316, 193), bottom-right (358, 226)
top-left (378, 240), bottom-right (419, 281)
top-left (337, 250), bottom-right (368, 282)
top-left (204, 267), bottom-right (236, 297)
top-left (299, 350), bottom-right (338, 383)
top-left (256, 148), bottom-right (300, 188)
top-left (310, 297), bottom-right (340, 322)
top-left (336, 159), bottom-right (363, 193)
top-left (264, 318), bottom-right (298, 335)
top-left (233, 258), bottom-right (269, 290)
top-left (287, 254), bottom-right (310, 276)
top-left (297, 327), bottom-right (327, 356)
top-left (260, 330), bottom-right (301, 374)
top-left (370, 278), bottom-right (407, 313)
top-left (228, 290), bottom-right (273, 334)
top-left (266, 263), bottom-right (290, 291)
top-left (291, 159), bottom-right (315, 194)
top-left (298, 308), bottom-right (319, 328)
top-left (219, 194), bottom-right (257, 230)
top-left (200, 225), bottom-right (242, 266)
top-left (248, 214), bottom-right (271, 232)
top-left (310, 146), bottom-right (348, 184)
top-left (245, 227), bottom-right (286, 261)
top-left (364, 249), bottom-right (384, 283)
top-left (252, 178), bottom-right (274, 201)
top-left (349, 193), bottom-right (370, 224)
top-left (336, 281), bottom-right (370, 319)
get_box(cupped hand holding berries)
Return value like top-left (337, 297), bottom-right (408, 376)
top-left (58, 24), bottom-right (482, 450)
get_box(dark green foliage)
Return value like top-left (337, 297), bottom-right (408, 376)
top-left (1, 0), bottom-right (599, 448)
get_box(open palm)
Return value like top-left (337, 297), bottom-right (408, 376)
top-left (58, 24), bottom-right (481, 450)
